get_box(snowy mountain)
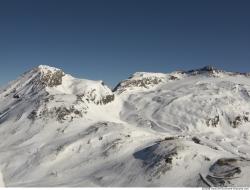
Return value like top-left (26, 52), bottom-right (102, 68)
top-left (0, 65), bottom-right (250, 187)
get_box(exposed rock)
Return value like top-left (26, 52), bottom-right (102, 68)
top-left (164, 136), bottom-right (178, 141)
top-left (77, 93), bottom-right (114, 105)
top-left (13, 94), bottom-right (20, 99)
top-left (169, 75), bottom-right (178, 80)
top-left (188, 65), bottom-right (220, 74)
top-left (229, 114), bottom-right (249, 128)
top-left (200, 65), bottom-right (218, 72)
top-left (40, 70), bottom-right (65, 87)
top-left (113, 77), bottom-right (162, 93)
top-left (203, 158), bottom-right (249, 187)
top-left (192, 137), bottom-right (201, 144)
top-left (191, 137), bottom-right (219, 151)
top-left (206, 115), bottom-right (220, 127)
top-left (27, 110), bottom-right (37, 120)
top-left (36, 105), bottom-right (84, 122)
top-left (204, 156), bottom-right (211, 161)
top-left (55, 106), bottom-right (82, 122)
top-left (100, 94), bottom-right (115, 104)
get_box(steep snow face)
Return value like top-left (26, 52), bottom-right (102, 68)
top-left (1, 65), bottom-right (250, 187)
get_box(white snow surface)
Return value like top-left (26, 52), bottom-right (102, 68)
top-left (0, 65), bottom-right (250, 187)
top-left (0, 171), bottom-right (4, 187)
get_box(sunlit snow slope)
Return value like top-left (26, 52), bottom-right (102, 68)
top-left (0, 65), bottom-right (250, 187)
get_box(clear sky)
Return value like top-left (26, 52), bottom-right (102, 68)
top-left (0, 0), bottom-right (249, 87)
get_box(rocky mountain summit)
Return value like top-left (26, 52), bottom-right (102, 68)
top-left (0, 65), bottom-right (115, 124)
top-left (0, 65), bottom-right (250, 187)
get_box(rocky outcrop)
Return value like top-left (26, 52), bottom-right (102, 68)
top-left (113, 74), bottom-right (164, 93)
top-left (187, 66), bottom-right (222, 76)
top-left (229, 114), bottom-right (249, 128)
top-left (40, 69), bottom-right (65, 87)
top-left (100, 94), bottom-right (115, 105)
top-left (203, 158), bottom-right (250, 187)
top-left (206, 115), bottom-right (220, 127)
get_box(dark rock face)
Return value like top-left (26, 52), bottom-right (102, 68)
top-left (40, 70), bottom-right (65, 87)
top-left (28, 110), bottom-right (37, 120)
top-left (190, 136), bottom-right (219, 150)
top-left (229, 114), bottom-right (249, 128)
top-left (28, 105), bottom-right (86, 123)
top-left (77, 93), bottom-right (114, 105)
top-left (4, 67), bottom-right (66, 101)
top-left (113, 77), bottom-right (162, 93)
top-left (203, 158), bottom-right (250, 187)
top-left (188, 65), bottom-right (219, 73)
top-left (169, 75), bottom-right (178, 80)
top-left (200, 66), bottom-right (217, 72)
top-left (100, 94), bottom-right (115, 105)
top-left (41, 106), bottom-right (83, 122)
top-left (163, 136), bottom-right (178, 141)
top-left (27, 93), bottom-right (86, 122)
top-left (205, 113), bottom-right (249, 129)
top-left (13, 94), bottom-right (20, 99)
top-left (55, 106), bottom-right (82, 121)
top-left (192, 137), bottom-right (201, 144)
top-left (187, 65), bottom-right (223, 77)
top-left (206, 115), bottom-right (220, 127)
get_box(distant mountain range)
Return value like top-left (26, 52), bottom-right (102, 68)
top-left (0, 65), bottom-right (250, 187)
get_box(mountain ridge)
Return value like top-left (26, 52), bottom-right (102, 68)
top-left (2, 65), bottom-right (250, 94)
top-left (1, 65), bottom-right (250, 187)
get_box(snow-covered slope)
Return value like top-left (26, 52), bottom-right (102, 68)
top-left (0, 170), bottom-right (4, 187)
top-left (0, 65), bottom-right (250, 187)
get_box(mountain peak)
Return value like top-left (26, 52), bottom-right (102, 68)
top-left (37, 65), bottom-right (64, 74)
top-left (199, 65), bottom-right (219, 72)
top-left (31, 65), bottom-right (66, 87)
top-left (187, 65), bottom-right (221, 74)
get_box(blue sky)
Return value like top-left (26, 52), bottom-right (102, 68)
top-left (0, 0), bottom-right (249, 87)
